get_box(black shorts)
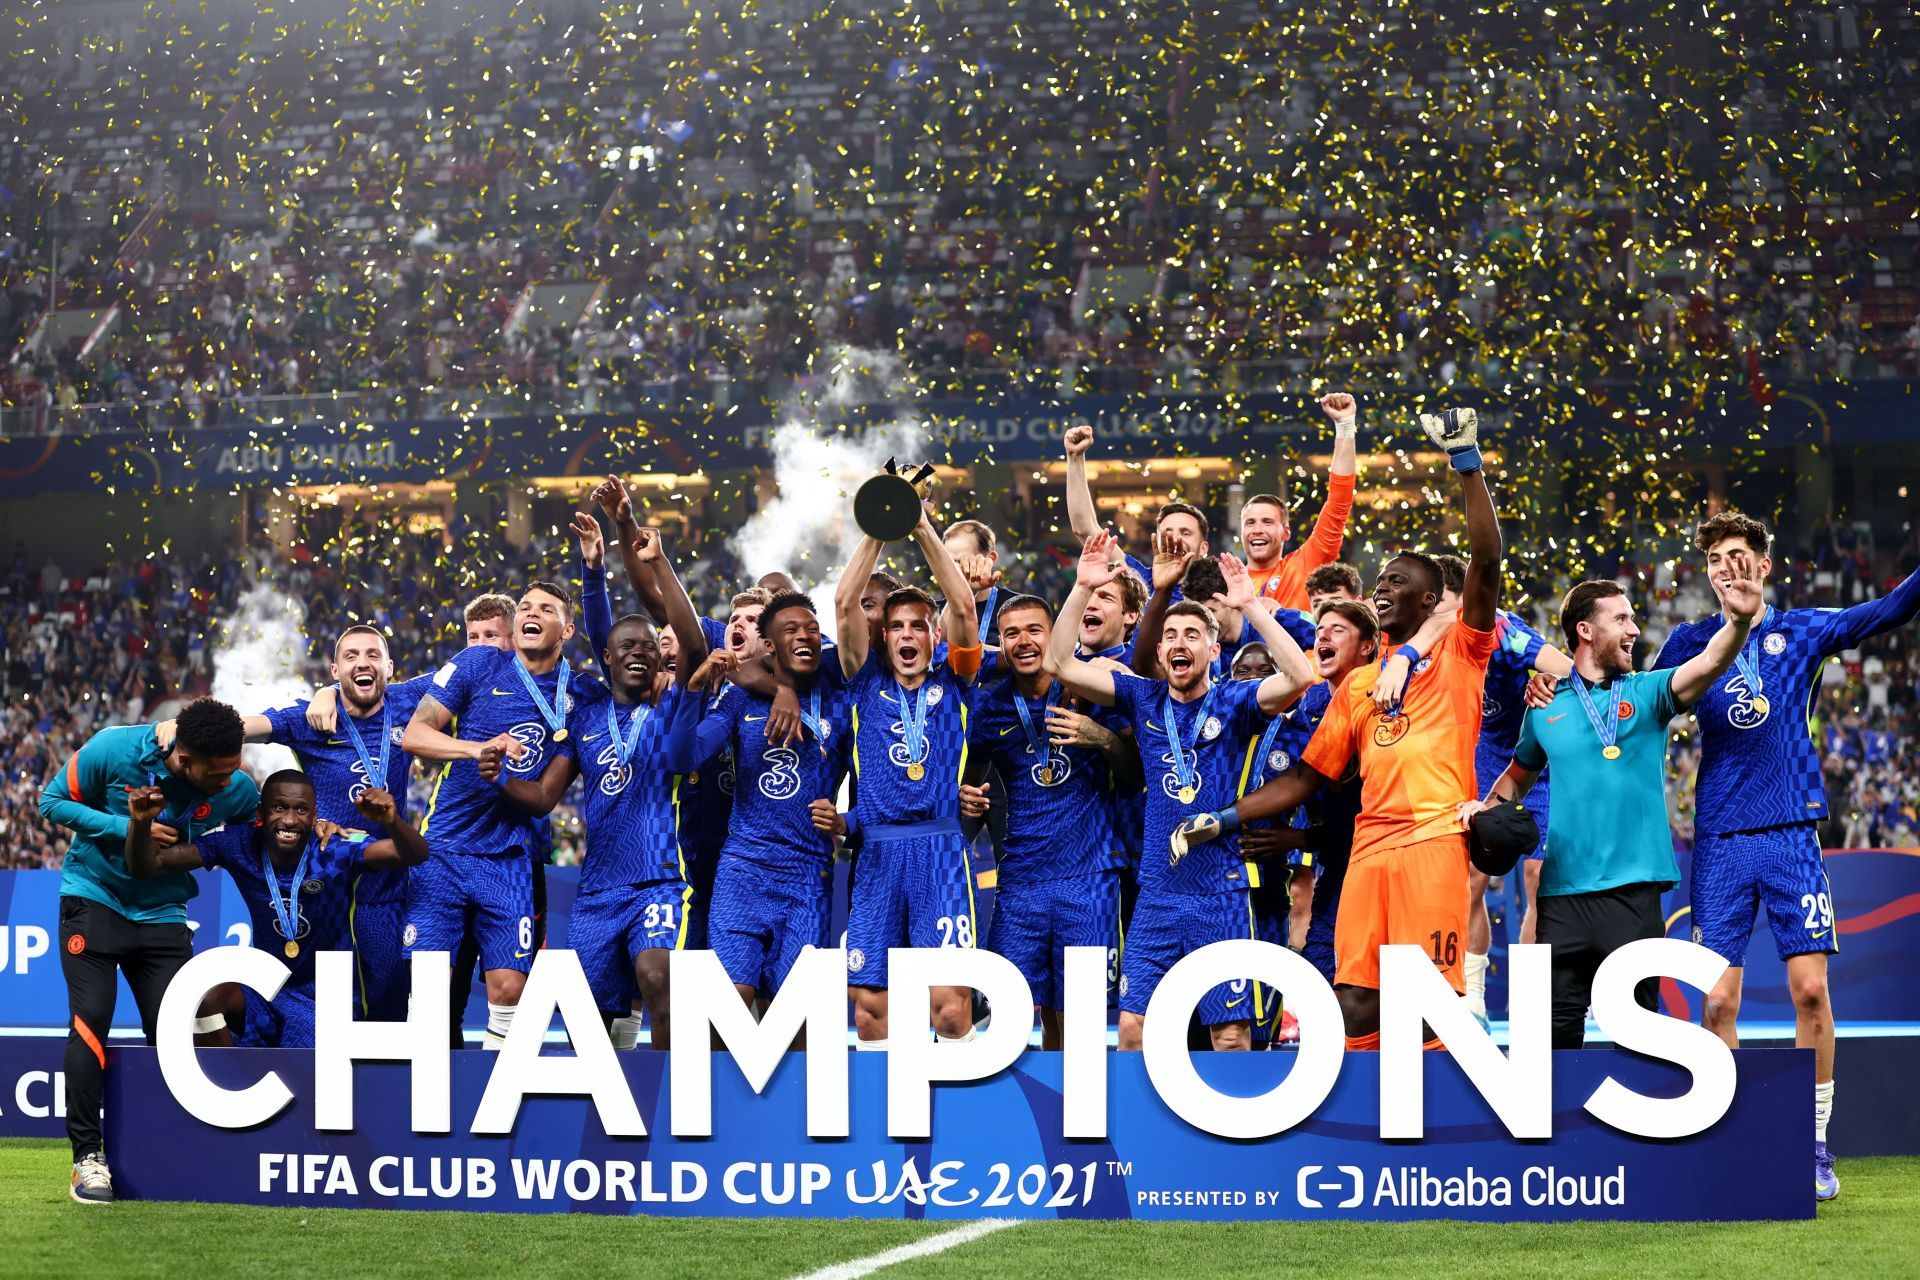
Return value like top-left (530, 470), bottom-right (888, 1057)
top-left (1535, 882), bottom-right (1667, 1050)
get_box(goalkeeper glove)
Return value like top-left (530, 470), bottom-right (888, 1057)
top-left (1418, 408), bottom-right (1481, 473)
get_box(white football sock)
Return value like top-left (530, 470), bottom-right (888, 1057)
top-left (608, 1015), bottom-right (641, 1051)
top-left (483, 1002), bottom-right (514, 1051)
top-left (1815, 1079), bottom-right (1834, 1143)
top-left (853, 1036), bottom-right (888, 1051)
top-left (192, 1013), bottom-right (227, 1034)
top-left (1464, 951), bottom-right (1490, 1014)
top-left (936, 1026), bottom-right (978, 1044)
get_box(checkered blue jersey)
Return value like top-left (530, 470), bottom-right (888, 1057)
top-left (1654, 571), bottom-right (1920, 836)
top-left (1080, 641), bottom-right (1143, 853)
top-left (560, 682), bottom-right (695, 891)
top-left (1213, 608), bottom-right (1315, 679)
top-left (968, 678), bottom-right (1123, 883)
top-left (1108, 672), bottom-right (1268, 895)
top-left (670, 676), bottom-right (852, 875)
top-left (419, 647), bottom-right (601, 857)
top-left (197, 825), bottom-right (371, 990)
top-left (1480, 610), bottom-right (1550, 758)
top-left (262, 674), bottom-right (432, 837)
top-left (848, 649), bottom-right (975, 825)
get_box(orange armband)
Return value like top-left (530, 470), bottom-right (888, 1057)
top-left (945, 642), bottom-right (984, 678)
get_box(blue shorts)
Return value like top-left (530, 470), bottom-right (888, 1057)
top-left (1120, 887), bottom-right (1260, 1026)
top-left (403, 852), bottom-right (535, 975)
top-left (239, 982), bottom-right (317, 1049)
top-left (351, 871), bottom-right (409, 1020)
top-left (1477, 747), bottom-right (1550, 860)
top-left (709, 857), bottom-right (831, 997)
top-left (987, 873), bottom-right (1120, 1010)
top-left (568, 879), bottom-right (691, 1012)
top-left (682, 839), bottom-right (722, 951)
top-left (1690, 824), bottom-right (1837, 964)
top-left (844, 821), bottom-right (975, 990)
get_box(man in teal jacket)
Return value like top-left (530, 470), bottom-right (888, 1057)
top-left (38, 697), bottom-right (257, 1205)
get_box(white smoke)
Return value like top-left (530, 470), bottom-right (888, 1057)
top-left (728, 345), bottom-right (929, 620)
top-left (210, 580), bottom-right (312, 780)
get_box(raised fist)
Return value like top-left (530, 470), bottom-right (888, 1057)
top-left (1064, 424), bottom-right (1093, 459)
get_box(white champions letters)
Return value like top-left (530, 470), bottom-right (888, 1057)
top-left (157, 939), bottom-right (1737, 1142)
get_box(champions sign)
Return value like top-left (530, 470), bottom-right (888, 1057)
top-left (105, 939), bottom-right (1807, 1220)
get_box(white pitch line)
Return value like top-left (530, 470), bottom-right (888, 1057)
top-left (790, 1218), bottom-right (1022, 1280)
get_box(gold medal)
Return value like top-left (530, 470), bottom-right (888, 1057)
top-left (284, 940), bottom-right (300, 959)
top-left (906, 762), bottom-right (925, 781)
top-left (1602, 745), bottom-right (1622, 760)
top-left (1748, 696), bottom-right (1768, 716)
top-left (1178, 785), bottom-right (1196, 804)
top-left (1039, 767), bottom-right (1053, 785)
top-left (552, 727), bottom-right (568, 743)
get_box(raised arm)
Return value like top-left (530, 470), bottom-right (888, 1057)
top-left (664, 686), bottom-right (735, 774)
top-left (350, 788), bottom-right (430, 869)
top-left (1044, 533), bottom-right (1123, 706)
top-left (573, 509), bottom-right (615, 676)
top-left (1294, 393), bottom-right (1359, 570)
top-left (1420, 408), bottom-right (1501, 631)
top-left (1370, 606), bottom-right (1455, 711)
top-left (834, 533), bottom-right (886, 678)
top-left (1130, 530), bottom-right (1193, 679)
top-left (123, 785), bottom-right (206, 876)
top-left (1219, 554), bottom-right (1314, 712)
top-left (1672, 559), bottom-right (1764, 706)
top-left (402, 694), bottom-right (521, 767)
top-left (1818, 557), bottom-right (1920, 653)
top-left (627, 526), bottom-right (710, 676)
top-left (476, 747), bottom-right (577, 817)
top-left (914, 510), bottom-right (979, 652)
top-left (1063, 424), bottom-right (1101, 541)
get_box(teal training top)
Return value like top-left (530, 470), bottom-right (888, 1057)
top-left (41, 725), bottom-right (261, 923)
top-left (1513, 669), bottom-right (1683, 899)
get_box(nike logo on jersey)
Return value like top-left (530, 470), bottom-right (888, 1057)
top-left (326, 739), bottom-right (347, 746)
top-left (513, 950), bottom-right (532, 958)
top-left (1810, 929), bottom-right (1831, 941)
top-left (1547, 714), bottom-right (1568, 724)
top-left (645, 930), bottom-right (673, 939)
top-left (492, 688), bottom-right (515, 696)
top-left (582, 733), bottom-right (603, 743)
top-left (999, 725), bottom-right (1018, 736)
top-left (745, 715), bottom-right (765, 722)
top-left (1225, 997), bottom-right (1246, 1010)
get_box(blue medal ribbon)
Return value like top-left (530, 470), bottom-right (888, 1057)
top-left (146, 772), bottom-right (193, 833)
top-left (259, 835), bottom-right (311, 946)
top-left (1569, 672), bottom-right (1622, 756)
top-left (896, 679), bottom-right (930, 768)
top-left (796, 683), bottom-right (829, 756)
top-left (336, 692), bottom-right (390, 791)
top-left (512, 655), bottom-right (571, 740)
top-left (1732, 607), bottom-right (1773, 702)
top-left (605, 698), bottom-right (650, 767)
top-left (1254, 713), bottom-right (1287, 784)
top-left (1161, 683), bottom-right (1218, 795)
top-left (1012, 683), bottom-right (1061, 770)
top-left (979, 586), bottom-right (999, 637)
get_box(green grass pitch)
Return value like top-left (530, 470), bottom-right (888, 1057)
top-left (5, 1140), bottom-right (1917, 1278)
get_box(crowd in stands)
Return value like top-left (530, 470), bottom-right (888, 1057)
top-left (4, 0), bottom-right (1919, 433)
top-left (4, 510), bottom-right (1917, 871)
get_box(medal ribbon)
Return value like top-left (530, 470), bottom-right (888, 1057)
top-left (797, 683), bottom-right (829, 755)
top-left (1012, 682), bottom-right (1062, 770)
top-left (1161, 683), bottom-right (1217, 794)
top-left (1253, 713), bottom-right (1287, 785)
top-left (259, 836), bottom-right (311, 944)
top-left (606, 698), bottom-right (650, 767)
top-left (336, 692), bottom-right (390, 790)
top-left (512, 655), bottom-right (570, 738)
top-left (1569, 672), bottom-right (1621, 754)
top-left (979, 586), bottom-right (999, 636)
top-left (896, 680), bottom-right (930, 767)
top-left (1732, 608), bottom-right (1773, 702)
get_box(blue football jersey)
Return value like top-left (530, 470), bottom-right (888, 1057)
top-left (562, 682), bottom-right (694, 891)
top-left (676, 676), bottom-right (852, 874)
top-left (1655, 580), bottom-right (1920, 835)
top-left (1480, 610), bottom-right (1550, 757)
top-left (1108, 672), bottom-right (1268, 894)
top-left (418, 647), bottom-right (601, 857)
top-left (263, 674), bottom-right (431, 836)
top-left (969, 678), bottom-right (1122, 883)
top-left (848, 649), bottom-right (975, 825)
top-left (1079, 640), bottom-right (1143, 852)
top-left (198, 825), bottom-right (372, 990)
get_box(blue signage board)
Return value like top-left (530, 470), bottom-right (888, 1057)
top-left (104, 1047), bottom-right (1806, 1221)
